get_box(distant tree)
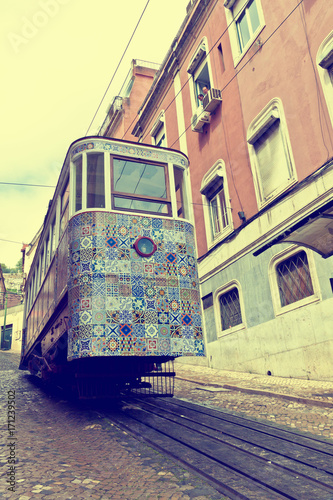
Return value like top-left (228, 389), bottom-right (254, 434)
top-left (14, 259), bottom-right (22, 273)
top-left (0, 263), bottom-right (11, 273)
top-left (0, 261), bottom-right (21, 273)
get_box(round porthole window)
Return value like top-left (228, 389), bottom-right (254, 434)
top-left (133, 237), bottom-right (157, 257)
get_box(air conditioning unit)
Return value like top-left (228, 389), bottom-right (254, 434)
top-left (202, 88), bottom-right (222, 113)
top-left (191, 111), bottom-right (210, 132)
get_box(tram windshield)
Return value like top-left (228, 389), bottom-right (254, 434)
top-left (112, 158), bottom-right (169, 215)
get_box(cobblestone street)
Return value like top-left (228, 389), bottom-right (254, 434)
top-left (174, 362), bottom-right (333, 440)
top-left (1, 352), bottom-right (333, 500)
top-left (0, 352), bottom-right (224, 500)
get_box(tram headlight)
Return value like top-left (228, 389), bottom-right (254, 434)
top-left (133, 236), bottom-right (157, 257)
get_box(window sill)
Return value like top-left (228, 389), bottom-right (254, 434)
top-left (207, 225), bottom-right (233, 250)
top-left (274, 294), bottom-right (321, 317)
top-left (256, 178), bottom-right (298, 211)
top-left (217, 322), bottom-right (246, 338)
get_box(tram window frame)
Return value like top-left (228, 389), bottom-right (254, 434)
top-left (173, 166), bottom-right (187, 219)
top-left (37, 255), bottom-right (41, 289)
top-left (40, 248), bottom-right (45, 282)
top-left (87, 152), bottom-right (105, 209)
top-left (73, 156), bottom-right (83, 212)
top-left (50, 216), bottom-right (57, 258)
top-left (27, 282), bottom-right (31, 311)
top-left (110, 155), bottom-right (172, 217)
top-left (60, 176), bottom-right (70, 238)
top-left (45, 233), bottom-right (50, 270)
top-left (71, 150), bottom-right (189, 220)
top-left (31, 272), bottom-right (35, 302)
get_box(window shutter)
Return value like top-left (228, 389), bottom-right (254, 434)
top-left (254, 121), bottom-right (290, 201)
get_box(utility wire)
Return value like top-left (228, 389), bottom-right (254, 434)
top-left (85, 0), bottom-right (151, 136)
top-left (0, 238), bottom-right (26, 245)
top-left (119, 0), bottom-right (304, 146)
top-left (1, 2), bottom-right (310, 210)
top-left (120, 0), bottom-right (224, 141)
top-left (0, 182), bottom-right (55, 188)
top-left (168, 0), bottom-right (305, 147)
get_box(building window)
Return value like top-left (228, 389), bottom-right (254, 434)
top-left (236, 0), bottom-right (260, 52)
top-left (269, 247), bottom-right (320, 316)
top-left (276, 251), bottom-right (314, 307)
top-left (220, 288), bottom-right (242, 330)
top-left (317, 30), bottom-right (333, 127)
top-left (200, 160), bottom-right (233, 247)
top-left (1, 324), bottom-right (13, 350)
top-left (224, 0), bottom-right (265, 65)
top-left (247, 98), bottom-right (297, 209)
top-left (214, 280), bottom-right (246, 336)
top-left (187, 38), bottom-right (213, 108)
top-left (209, 185), bottom-right (228, 238)
top-left (150, 111), bottom-right (167, 147)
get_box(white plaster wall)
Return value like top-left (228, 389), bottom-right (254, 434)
top-left (206, 297), bottom-right (333, 381)
top-left (0, 304), bottom-right (24, 353)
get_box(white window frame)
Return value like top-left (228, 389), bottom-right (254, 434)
top-left (70, 151), bottom-right (190, 220)
top-left (224, 0), bottom-right (265, 66)
top-left (268, 246), bottom-right (321, 317)
top-left (317, 30), bottom-right (333, 128)
top-left (200, 160), bottom-right (233, 247)
top-left (214, 279), bottom-right (246, 337)
top-left (150, 111), bottom-right (167, 147)
top-left (187, 37), bottom-right (214, 113)
top-left (247, 97), bottom-right (297, 209)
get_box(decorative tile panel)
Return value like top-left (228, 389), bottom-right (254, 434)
top-left (67, 211), bottom-right (205, 360)
top-left (70, 141), bottom-right (187, 168)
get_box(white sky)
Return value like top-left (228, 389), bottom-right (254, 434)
top-left (0, 0), bottom-right (189, 268)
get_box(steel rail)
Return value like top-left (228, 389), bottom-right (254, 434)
top-left (99, 396), bottom-right (333, 500)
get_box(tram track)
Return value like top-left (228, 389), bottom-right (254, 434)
top-left (100, 397), bottom-right (333, 500)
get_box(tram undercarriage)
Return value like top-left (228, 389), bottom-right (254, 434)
top-left (26, 336), bottom-right (175, 399)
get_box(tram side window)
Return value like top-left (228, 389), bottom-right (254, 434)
top-left (112, 157), bottom-right (171, 215)
top-left (45, 234), bottom-right (50, 269)
top-left (87, 153), bottom-right (105, 208)
top-left (36, 257), bottom-right (41, 289)
top-left (51, 217), bottom-right (56, 257)
top-left (173, 166), bottom-right (187, 219)
top-left (40, 249), bottom-right (45, 281)
top-left (27, 283), bottom-right (32, 311)
top-left (74, 156), bottom-right (82, 211)
top-left (60, 178), bottom-right (69, 238)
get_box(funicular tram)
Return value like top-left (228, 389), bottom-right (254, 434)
top-left (20, 137), bottom-right (205, 398)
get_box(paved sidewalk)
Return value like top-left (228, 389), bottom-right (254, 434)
top-left (174, 361), bottom-right (333, 440)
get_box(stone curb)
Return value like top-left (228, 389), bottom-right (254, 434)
top-left (175, 376), bottom-right (333, 409)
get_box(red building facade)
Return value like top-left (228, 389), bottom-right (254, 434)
top-left (99, 0), bottom-right (333, 380)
